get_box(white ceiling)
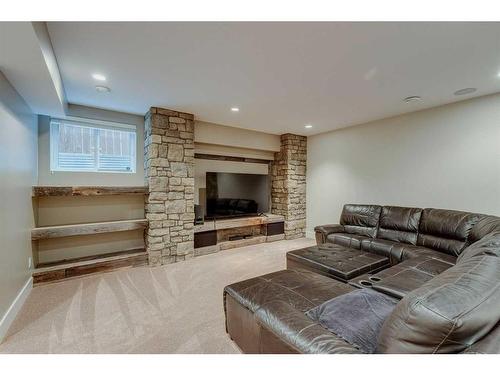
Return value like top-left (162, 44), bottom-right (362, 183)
top-left (35, 22), bottom-right (500, 134)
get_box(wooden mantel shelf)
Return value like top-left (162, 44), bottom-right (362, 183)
top-left (194, 214), bottom-right (285, 233)
top-left (32, 186), bottom-right (148, 197)
top-left (32, 219), bottom-right (148, 240)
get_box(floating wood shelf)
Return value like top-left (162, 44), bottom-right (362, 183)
top-left (33, 248), bottom-right (148, 284)
top-left (31, 219), bottom-right (148, 240)
top-left (32, 185), bottom-right (148, 197)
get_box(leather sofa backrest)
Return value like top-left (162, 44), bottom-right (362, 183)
top-left (340, 204), bottom-right (381, 238)
top-left (417, 208), bottom-right (483, 256)
top-left (467, 215), bottom-right (500, 245)
top-left (457, 229), bottom-right (500, 263)
top-left (377, 231), bottom-right (500, 353)
top-left (377, 206), bottom-right (422, 245)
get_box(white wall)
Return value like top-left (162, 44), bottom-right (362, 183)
top-left (307, 94), bottom-right (500, 237)
top-left (0, 71), bottom-right (38, 338)
top-left (195, 120), bottom-right (280, 152)
top-left (37, 104), bottom-right (145, 186)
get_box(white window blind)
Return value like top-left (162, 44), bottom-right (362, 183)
top-left (50, 118), bottom-right (137, 173)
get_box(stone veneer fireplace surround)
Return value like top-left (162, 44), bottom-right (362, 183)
top-left (144, 107), bottom-right (196, 266)
top-left (144, 107), bottom-right (307, 266)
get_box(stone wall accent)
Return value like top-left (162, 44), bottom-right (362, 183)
top-left (271, 134), bottom-right (307, 239)
top-left (144, 107), bottom-right (195, 266)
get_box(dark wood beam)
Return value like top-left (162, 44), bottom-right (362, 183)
top-left (32, 186), bottom-right (148, 197)
top-left (194, 153), bottom-right (271, 164)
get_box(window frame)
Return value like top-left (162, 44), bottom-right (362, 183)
top-left (49, 117), bottom-right (137, 174)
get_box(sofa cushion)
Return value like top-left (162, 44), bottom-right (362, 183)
top-left (373, 256), bottom-right (452, 299)
top-left (377, 206), bottom-right (422, 245)
top-left (361, 238), bottom-right (403, 263)
top-left (224, 269), bottom-right (354, 314)
top-left (361, 238), bottom-right (456, 265)
top-left (350, 255), bottom-right (454, 299)
top-left (255, 300), bottom-right (360, 354)
top-left (400, 245), bottom-right (457, 264)
top-left (377, 232), bottom-right (500, 353)
top-left (326, 233), bottom-right (367, 249)
top-left (417, 208), bottom-right (482, 256)
top-left (340, 204), bottom-right (381, 238)
top-left (314, 224), bottom-right (344, 244)
top-left (306, 289), bottom-right (397, 353)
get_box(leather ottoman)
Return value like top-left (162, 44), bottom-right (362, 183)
top-left (223, 269), bottom-right (358, 353)
top-left (287, 244), bottom-right (390, 282)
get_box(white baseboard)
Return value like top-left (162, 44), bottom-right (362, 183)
top-left (0, 277), bottom-right (32, 343)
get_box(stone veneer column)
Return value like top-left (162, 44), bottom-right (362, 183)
top-left (271, 134), bottom-right (307, 239)
top-left (144, 107), bottom-right (195, 266)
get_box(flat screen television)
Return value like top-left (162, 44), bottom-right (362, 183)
top-left (205, 172), bottom-right (270, 219)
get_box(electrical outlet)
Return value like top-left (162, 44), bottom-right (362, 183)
top-left (28, 257), bottom-right (33, 270)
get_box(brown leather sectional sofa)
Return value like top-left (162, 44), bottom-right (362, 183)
top-left (223, 204), bottom-right (500, 353)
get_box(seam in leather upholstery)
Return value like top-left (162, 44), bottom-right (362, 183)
top-left (410, 257), bottom-right (494, 352)
top-left (417, 300), bottom-right (454, 322)
top-left (296, 322), bottom-right (317, 335)
top-left (405, 211), bottom-right (412, 233)
top-left (417, 256), bottom-right (485, 304)
top-left (275, 285), bottom-right (316, 306)
top-left (459, 282), bottom-right (500, 320)
top-left (434, 320), bottom-right (457, 353)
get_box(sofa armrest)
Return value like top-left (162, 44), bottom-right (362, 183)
top-left (255, 300), bottom-right (359, 354)
top-left (314, 224), bottom-right (344, 244)
top-left (461, 322), bottom-right (500, 354)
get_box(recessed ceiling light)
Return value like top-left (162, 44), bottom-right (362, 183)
top-left (92, 73), bottom-right (106, 81)
top-left (404, 96), bottom-right (422, 103)
top-left (304, 124), bottom-right (313, 129)
top-left (454, 88), bottom-right (477, 96)
top-left (230, 107), bottom-right (239, 112)
top-left (95, 85), bottom-right (111, 93)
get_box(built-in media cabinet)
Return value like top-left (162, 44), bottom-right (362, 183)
top-left (30, 186), bottom-right (286, 284)
top-left (193, 214), bottom-right (285, 257)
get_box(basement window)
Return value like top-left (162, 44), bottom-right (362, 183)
top-left (50, 118), bottom-right (137, 173)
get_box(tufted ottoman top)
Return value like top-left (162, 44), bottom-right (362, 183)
top-left (287, 244), bottom-right (390, 281)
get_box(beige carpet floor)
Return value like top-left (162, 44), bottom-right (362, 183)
top-left (0, 238), bottom-right (315, 353)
